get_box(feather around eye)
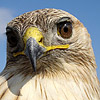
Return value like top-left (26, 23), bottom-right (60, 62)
top-left (57, 22), bottom-right (72, 39)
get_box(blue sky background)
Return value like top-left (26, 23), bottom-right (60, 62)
top-left (0, 0), bottom-right (100, 80)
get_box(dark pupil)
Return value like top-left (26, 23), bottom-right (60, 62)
top-left (63, 25), bottom-right (68, 32)
top-left (7, 34), bottom-right (18, 47)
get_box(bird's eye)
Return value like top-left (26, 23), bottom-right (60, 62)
top-left (57, 21), bottom-right (72, 39)
top-left (6, 29), bottom-right (18, 47)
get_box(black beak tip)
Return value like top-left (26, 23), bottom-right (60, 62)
top-left (31, 59), bottom-right (36, 72)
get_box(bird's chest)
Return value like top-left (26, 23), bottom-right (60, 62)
top-left (0, 75), bottom-right (99, 100)
top-left (14, 77), bottom-right (83, 100)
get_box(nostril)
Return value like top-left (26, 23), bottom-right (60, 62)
top-left (39, 38), bottom-right (43, 43)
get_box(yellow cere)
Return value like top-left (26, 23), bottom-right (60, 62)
top-left (23, 27), bottom-right (44, 45)
top-left (13, 27), bottom-right (70, 57)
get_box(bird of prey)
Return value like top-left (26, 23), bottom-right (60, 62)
top-left (0, 8), bottom-right (100, 100)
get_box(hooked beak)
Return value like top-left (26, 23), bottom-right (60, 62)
top-left (23, 27), bottom-right (46, 71)
top-left (25, 37), bottom-right (46, 71)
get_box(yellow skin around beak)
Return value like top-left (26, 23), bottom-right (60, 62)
top-left (13, 27), bottom-right (69, 57)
